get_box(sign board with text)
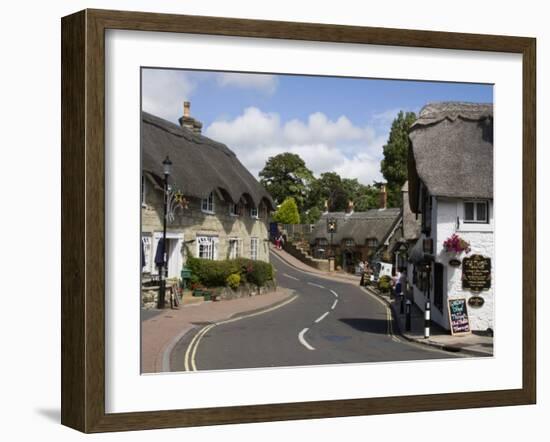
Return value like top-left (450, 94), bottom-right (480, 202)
top-left (447, 298), bottom-right (471, 335)
top-left (462, 254), bottom-right (491, 292)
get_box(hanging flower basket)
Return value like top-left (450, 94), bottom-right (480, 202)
top-left (442, 233), bottom-right (471, 254)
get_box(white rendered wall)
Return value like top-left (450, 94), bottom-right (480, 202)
top-left (435, 198), bottom-right (494, 331)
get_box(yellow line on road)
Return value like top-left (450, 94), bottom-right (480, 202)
top-left (184, 294), bottom-right (298, 371)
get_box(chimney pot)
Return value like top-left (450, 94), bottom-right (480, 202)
top-left (183, 101), bottom-right (191, 118)
top-left (379, 185), bottom-right (387, 209)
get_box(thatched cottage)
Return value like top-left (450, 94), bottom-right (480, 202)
top-left (408, 102), bottom-right (494, 332)
top-left (141, 103), bottom-right (274, 281)
top-left (309, 193), bottom-right (402, 273)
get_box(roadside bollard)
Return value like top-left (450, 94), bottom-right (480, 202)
top-left (424, 300), bottom-right (431, 339)
top-left (405, 299), bottom-right (411, 332)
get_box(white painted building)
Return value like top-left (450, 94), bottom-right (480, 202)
top-left (407, 102), bottom-right (494, 333)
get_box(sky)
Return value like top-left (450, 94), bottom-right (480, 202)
top-left (142, 68), bottom-right (493, 185)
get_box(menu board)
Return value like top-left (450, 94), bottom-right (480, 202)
top-left (462, 254), bottom-right (491, 292)
top-left (448, 298), bottom-right (471, 335)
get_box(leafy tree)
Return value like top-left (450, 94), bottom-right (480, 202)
top-left (272, 197), bottom-right (301, 224)
top-left (307, 172), bottom-right (349, 212)
top-left (301, 206), bottom-right (322, 224)
top-left (380, 111), bottom-right (417, 207)
top-left (259, 153), bottom-right (314, 212)
top-left (353, 185), bottom-right (380, 211)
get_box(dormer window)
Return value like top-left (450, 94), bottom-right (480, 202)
top-left (250, 207), bottom-right (259, 219)
top-left (366, 238), bottom-right (378, 248)
top-left (229, 202), bottom-right (239, 216)
top-left (141, 174), bottom-right (147, 207)
top-left (201, 192), bottom-right (215, 214)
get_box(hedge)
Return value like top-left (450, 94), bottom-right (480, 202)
top-left (187, 256), bottom-right (274, 288)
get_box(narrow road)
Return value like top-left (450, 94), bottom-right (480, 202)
top-left (170, 251), bottom-right (461, 371)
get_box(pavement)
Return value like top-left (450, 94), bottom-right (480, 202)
top-left (141, 288), bottom-right (294, 373)
top-left (270, 244), bottom-right (362, 284)
top-left (272, 244), bottom-right (493, 357)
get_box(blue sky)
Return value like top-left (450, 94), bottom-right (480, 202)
top-left (142, 68), bottom-right (492, 185)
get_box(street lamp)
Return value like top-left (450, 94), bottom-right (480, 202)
top-left (158, 155), bottom-right (172, 309)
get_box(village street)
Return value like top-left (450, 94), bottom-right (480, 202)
top-left (169, 251), bottom-right (462, 371)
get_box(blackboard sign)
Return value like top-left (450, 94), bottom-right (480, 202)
top-left (448, 298), bottom-right (471, 335)
top-left (462, 254), bottom-right (491, 292)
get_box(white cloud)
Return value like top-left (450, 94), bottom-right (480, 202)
top-left (216, 73), bottom-right (278, 94)
top-left (141, 69), bottom-right (196, 122)
top-left (204, 107), bottom-right (386, 185)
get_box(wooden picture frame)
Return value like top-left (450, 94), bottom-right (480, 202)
top-left (61, 9), bottom-right (536, 433)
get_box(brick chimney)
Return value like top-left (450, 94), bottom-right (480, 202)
top-left (379, 184), bottom-right (387, 209)
top-left (178, 101), bottom-right (203, 134)
top-left (346, 200), bottom-right (354, 215)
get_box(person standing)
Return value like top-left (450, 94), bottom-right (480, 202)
top-left (359, 260), bottom-right (365, 286)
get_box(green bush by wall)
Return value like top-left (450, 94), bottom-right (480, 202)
top-left (187, 256), bottom-right (274, 288)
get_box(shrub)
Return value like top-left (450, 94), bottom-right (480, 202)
top-left (186, 256), bottom-right (274, 288)
top-left (378, 275), bottom-right (392, 292)
top-left (246, 260), bottom-right (274, 287)
top-left (226, 273), bottom-right (241, 290)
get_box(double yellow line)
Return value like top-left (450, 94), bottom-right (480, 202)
top-left (362, 287), bottom-right (401, 343)
top-left (183, 294), bottom-right (298, 371)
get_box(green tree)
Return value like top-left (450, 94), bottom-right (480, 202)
top-left (307, 172), bottom-right (349, 212)
top-left (259, 153), bottom-right (314, 212)
top-left (380, 111), bottom-right (417, 207)
top-left (272, 197), bottom-right (301, 224)
top-left (301, 206), bottom-right (322, 224)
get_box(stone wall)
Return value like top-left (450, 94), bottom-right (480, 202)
top-left (142, 182), bottom-right (271, 269)
top-left (282, 241), bottom-right (330, 272)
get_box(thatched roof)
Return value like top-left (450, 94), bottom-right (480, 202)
top-left (401, 181), bottom-right (421, 241)
top-left (142, 112), bottom-right (274, 210)
top-left (309, 209), bottom-right (401, 245)
top-left (408, 102), bottom-right (493, 213)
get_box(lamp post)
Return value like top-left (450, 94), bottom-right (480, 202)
top-left (157, 155), bottom-right (172, 309)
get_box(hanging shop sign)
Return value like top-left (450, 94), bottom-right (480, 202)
top-left (462, 254), bottom-right (491, 292)
top-left (468, 295), bottom-right (485, 308)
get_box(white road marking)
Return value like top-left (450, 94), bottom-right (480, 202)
top-left (330, 289), bottom-right (339, 298)
top-left (184, 295), bottom-right (299, 371)
top-left (315, 311), bottom-right (330, 323)
top-left (331, 299), bottom-right (338, 310)
top-left (283, 273), bottom-right (299, 281)
top-left (298, 328), bottom-right (315, 350)
top-left (308, 282), bottom-right (325, 289)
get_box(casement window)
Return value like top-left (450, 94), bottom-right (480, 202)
top-left (464, 200), bottom-right (489, 223)
top-left (228, 238), bottom-right (241, 259)
top-left (229, 203), bottom-right (239, 216)
top-left (250, 237), bottom-right (259, 260)
top-left (366, 238), bottom-right (378, 248)
top-left (201, 192), bottom-right (215, 214)
top-left (344, 239), bottom-right (354, 247)
top-left (141, 235), bottom-right (152, 272)
top-left (250, 206), bottom-right (259, 219)
top-left (197, 235), bottom-right (218, 260)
